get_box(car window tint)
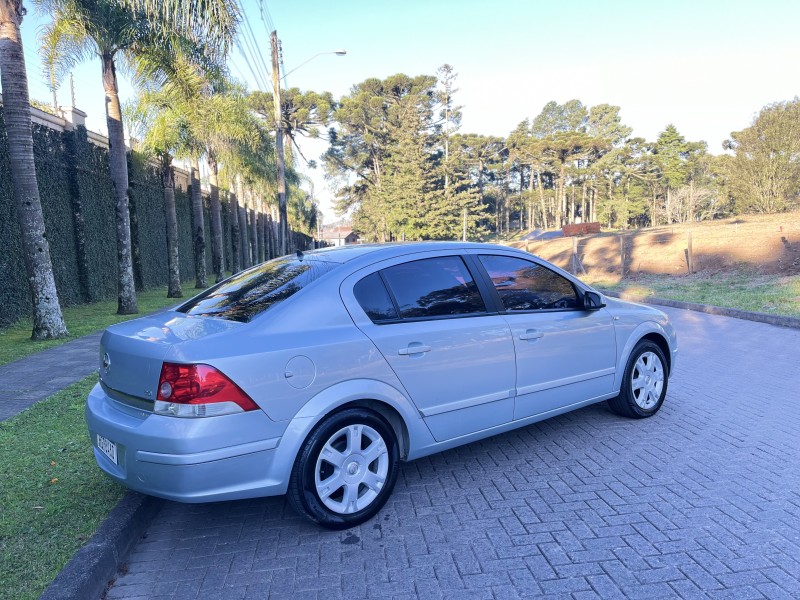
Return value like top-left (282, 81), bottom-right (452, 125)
top-left (382, 256), bottom-right (486, 319)
top-left (177, 257), bottom-right (339, 322)
top-left (479, 255), bottom-right (578, 311)
top-left (354, 273), bottom-right (399, 322)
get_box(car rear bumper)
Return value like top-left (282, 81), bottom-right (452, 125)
top-left (85, 383), bottom-right (292, 502)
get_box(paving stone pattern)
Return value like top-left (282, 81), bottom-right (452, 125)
top-left (0, 331), bottom-right (102, 421)
top-left (107, 307), bottom-right (800, 599)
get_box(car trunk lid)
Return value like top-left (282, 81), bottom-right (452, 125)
top-left (99, 312), bottom-right (243, 401)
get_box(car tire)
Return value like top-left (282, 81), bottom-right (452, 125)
top-left (607, 340), bottom-right (668, 419)
top-left (287, 408), bottom-right (399, 529)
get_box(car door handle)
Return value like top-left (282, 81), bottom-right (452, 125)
top-left (519, 330), bottom-right (544, 341)
top-left (398, 344), bottom-right (431, 356)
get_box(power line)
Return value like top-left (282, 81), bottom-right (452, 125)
top-left (229, 57), bottom-right (250, 86)
top-left (236, 0), bottom-right (273, 84)
top-left (256, 1), bottom-right (286, 87)
top-left (258, 0), bottom-right (275, 34)
top-left (233, 38), bottom-right (268, 91)
top-left (237, 31), bottom-right (270, 91)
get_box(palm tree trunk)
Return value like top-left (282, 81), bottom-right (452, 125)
top-left (265, 213), bottom-right (273, 260)
top-left (236, 176), bottom-right (250, 269)
top-left (100, 52), bottom-right (137, 314)
top-left (160, 155), bottom-right (181, 297)
top-left (190, 158), bottom-right (207, 288)
top-left (0, 1), bottom-right (67, 339)
top-left (206, 150), bottom-right (224, 283)
top-left (257, 207), bottom-right (264, 263)
top-left (229, 190), bottom-right (240, 273)
top-left (249, 192), bottom-right (257, 264)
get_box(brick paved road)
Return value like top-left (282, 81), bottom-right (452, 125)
top-left (106, 307), bottom-right (800, 599)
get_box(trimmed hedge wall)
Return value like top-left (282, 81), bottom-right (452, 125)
top-left (0, 111), bottom-right (312, 327)
top-left (0, 113), bottom-right (29, 323)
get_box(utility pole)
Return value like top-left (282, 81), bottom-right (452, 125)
top-left (271, 30), bottom-right (288, 256)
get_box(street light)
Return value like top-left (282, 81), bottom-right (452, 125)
top-left (270, 30), bottom-right (345, 255)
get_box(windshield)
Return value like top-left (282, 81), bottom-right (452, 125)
top-left (177, 257), bottom-right (339, 322)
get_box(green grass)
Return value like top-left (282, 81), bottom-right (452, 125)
top-left (0, 376), bottom-right (124, 600)
top-left (582, 271), bottom-right (800, 318)
top-left (0, 286), bottom-right (187, 367)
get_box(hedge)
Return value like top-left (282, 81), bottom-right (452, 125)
top-left (0, 110), bottom-right (311, 327)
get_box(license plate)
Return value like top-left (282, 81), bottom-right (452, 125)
top-left (97, 434), bottom-right (118, 465)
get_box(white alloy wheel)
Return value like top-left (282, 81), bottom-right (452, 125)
top-left (607, 339), bottom-right (669, 419)
top-left (314, 424), bottom-right (389, 515)
top-left (630, 351), bottom-right (665, 410)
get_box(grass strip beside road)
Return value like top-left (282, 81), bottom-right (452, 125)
top-left (0, 376), bottom-right (123, 600)
top-left (0, 286), bottom-right (185, 367)
top-left (583, 271), bottom-right (800, 318)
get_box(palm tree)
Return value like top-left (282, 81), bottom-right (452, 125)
top-left (37, 0), bottom-right (238, 311)
top-left (218, 121), bottom-right (278, 268)
top-left (130, 58), bottom-right (258, 283)
top-left (126, 89), bottom-right (196, 297)
top-left (0, 0), bottom-right (68, 339)
top-left (193, 86), bottom-right (257, 281)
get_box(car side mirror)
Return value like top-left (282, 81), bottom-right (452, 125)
top-left (583, 291), bottom-right (606, 310)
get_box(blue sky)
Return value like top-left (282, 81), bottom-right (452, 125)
top-left (12, 0), bottom-right (800, 219)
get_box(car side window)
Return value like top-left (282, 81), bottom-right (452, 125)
top-left (353, 273), bottom-right (399, 322)
top-left (380, 256), bottom-right (487, 320)
top-left (478, 255), bottom-right (579, 311)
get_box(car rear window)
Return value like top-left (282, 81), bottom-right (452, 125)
top-left (177, 257), bottom-right (339, 322)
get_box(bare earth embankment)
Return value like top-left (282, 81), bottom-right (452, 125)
top-left (506, 211), bottom-right (800, 317)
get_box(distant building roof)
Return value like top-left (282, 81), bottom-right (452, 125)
top-left (321, 227), bottom-right (355, 239)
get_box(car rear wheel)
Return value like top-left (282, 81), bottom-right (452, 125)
top-left (288, 408), bottom-right (399, 529)
top-left (608, 340), bottom-right (668, 419)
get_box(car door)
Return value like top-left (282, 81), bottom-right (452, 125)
top-left (475, 253), bottom-right (617, 420)
top-left (341, 254), bottom-right (517, 442)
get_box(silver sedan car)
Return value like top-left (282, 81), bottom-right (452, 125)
top-left (86, 242), bottom-right (677, 529)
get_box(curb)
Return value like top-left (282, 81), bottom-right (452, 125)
top-left (39, 492), bottom-right (162, 600)
top-left (602, 290), bottom-right (800, 329)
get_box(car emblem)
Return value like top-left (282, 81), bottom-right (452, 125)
top-left (102, 352), bottom-right (111, 374)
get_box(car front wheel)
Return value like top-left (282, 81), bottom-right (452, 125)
top-left (288, 408), bottom-right (399, 529)
top-left (608, 340), bottom-right (668, 418)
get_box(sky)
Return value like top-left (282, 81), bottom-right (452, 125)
top-left (12, 0), bottom-right (800, 222)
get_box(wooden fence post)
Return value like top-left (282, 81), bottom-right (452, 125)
top-left (687, 231), bottom-right (694, 274)
top-left (571, 237), bottom-right (586, 274)
top-left (619, 235), bottom-right (625, 276)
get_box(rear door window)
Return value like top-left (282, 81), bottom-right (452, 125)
top-left (381, 256), bottom-right (487, 319)
top-left (177, 257), bottom-right (339, 322)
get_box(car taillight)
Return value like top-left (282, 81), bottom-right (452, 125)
top-left (154, 363), bottom-right (259, 418)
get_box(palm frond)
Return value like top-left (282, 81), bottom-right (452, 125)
top-left (118, 0), bottom-right (240, 57)
top-left (37, 12), bottom-right (95, 89)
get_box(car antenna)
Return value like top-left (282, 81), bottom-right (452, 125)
top-left (296, 249), bottom-right (304, 261)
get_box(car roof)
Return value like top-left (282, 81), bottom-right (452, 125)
top-left (303, 241), bottom-right (523, 265)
